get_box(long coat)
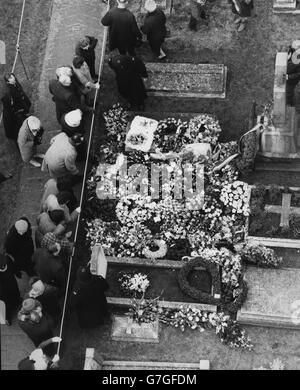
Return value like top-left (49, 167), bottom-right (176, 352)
top-left (141, 8), bottom-right (167, 56)
top-left (108, 55), bottom-right (148, 108)
top-left (75, 36), bottom-right (98, 78)
top-left (17, 118), bottom-right (37, 162)
top-left (4, 217), bottom-right (35, 276)
top-left (42, 132), bottom-right (79, 178)
top-left (24, 285), bottom-right (61, 320)
top-left (1, 79), bottom-right (31, 141)
top-left (18, 313), bottom-right (54, 347)
top-left (231, 0), bottom-right (253, 17)
top-left (71, 275), bottom-right (109, 329)
top-left (49, 79), bottom-right (82, 122)
top-left (0, 255), bottom-right (20, 318)
top-left (101, 7), bottom-right (142, 53)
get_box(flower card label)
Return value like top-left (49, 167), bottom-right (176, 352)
top-left (111, 315), bottom-right (159, 343)
top-left (145, 63), bottom-right (227, 98)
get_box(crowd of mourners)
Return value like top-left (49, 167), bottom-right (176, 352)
top-left (0, 0), bottom-right (261, 370)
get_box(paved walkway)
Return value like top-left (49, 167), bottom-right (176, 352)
top-left (1, 0), bottom-right (107, 370)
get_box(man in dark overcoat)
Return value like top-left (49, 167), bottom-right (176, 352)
top-left (101, 0), bottom-right (142, 56)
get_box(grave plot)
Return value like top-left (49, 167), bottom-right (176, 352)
top-left (237, 266), bottom-right (300, 329)
top-left (246, 185), bottom-right (300, 247)
top-left (145, 63), bottom-right (227, 98)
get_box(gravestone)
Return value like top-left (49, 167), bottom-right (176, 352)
top-left (83, 348), bottom-right (104, 370)
top-left (145, 63), bottom-right (227, 98)
top-left (0, 41), bottom-right (5, 64)
top-left (0, 300), bottom-right (6, 325)
top-left (273, 0), bottom-right (298, 13)
top-left (111, 314), bottom-right (159, 343)
top-left (237, 266), bottom-right (300, 329)
top-left (260, 52), bottom-right (297, 157)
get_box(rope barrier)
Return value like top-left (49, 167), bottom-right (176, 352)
top-left (56, 0), bottom-right (110, 357)
top-left (0, 0), bottom-right (27, 126)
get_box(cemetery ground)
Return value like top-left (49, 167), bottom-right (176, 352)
top-left (60, 1), bottom-right (300, 369)
top-left (3, 0), bottom-right (300, 370)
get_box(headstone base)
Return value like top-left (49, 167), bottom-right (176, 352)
top-left (111, 315), bottom-right (159, 343)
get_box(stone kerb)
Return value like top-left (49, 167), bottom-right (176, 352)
top-left (245, 185), bottom-right (300, 249)
top-left (273, 0), bottom-right (299, 14)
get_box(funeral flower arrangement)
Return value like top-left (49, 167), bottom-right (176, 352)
top-left (85, 107), bottom-right (250, 259)
top-left (119, 272), bottom-right (150, 295)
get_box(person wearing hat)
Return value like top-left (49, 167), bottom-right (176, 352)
top-left (35, 209), bottom-right (66, 248)
top-left (101, 0), bottom-right (142, 56)
top-left (287, 40), bottom-right (300, 107)
top-left (108, 54), bottom-right (148, 110)
top-left (32, 244), bottom-right (67, 297)
top-left (188, 0), bottom-right (209, 32)
top-left (75, 36), bottom-right (98, 80)
top-left (17, 298), bottom-right (54, 350)
top-left (49, 68), bottom-right (92, 123)
top-left (42, 132), bottom-right (83, 178)
top-left (4, 217), bottom-right (35, 277)
top-left (41, 232), bottom-right (73, 257)
top-left (40, 175), bottom-right (77, 212)
top-left (1, 72), bottom-right (31, 145)
top-left (17, 115), bottom-right (45, 167)
top-left (18, 337), bottom-right (61, 370)
top-left (0, 253), bottom-right (21, 325)
top-left (60, 109), bottom-right (84, 137)
top-left (24, 277), bottom-right (61, 321)
top-left (70, 265), bottom-right (109, 329)
top-left (141, 0), bottom-right (167, 59)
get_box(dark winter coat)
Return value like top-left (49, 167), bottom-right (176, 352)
top-left (4, 217), bottom-right (34, 276)
top-left (0, 255), bottom-right (20, 317)
top-left (101, 8), bottom-right (142, 53)
top-left (48, 79), bottom-right (83, 122)
top-left (24, 286), bottom-right (61, 319)
top-left (108, 55), bottom-right (148, 108)
top-left (71, 275), bottom-right (109, 329)
top-left (75, 36), bottom-right (98, 78)
top-left (32, 248), bottom-right (67, 295)
top-left (141, 9), bottom-right (167, 56)
top-left (1, 79), bottom-right (31, 141)
top-left (18, 313), bottom-right (54, 347)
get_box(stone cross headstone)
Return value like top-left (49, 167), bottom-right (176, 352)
top-left (265, 192), bottom-right (300, 227)
top-left (0, 41), bottom-right (5, 64)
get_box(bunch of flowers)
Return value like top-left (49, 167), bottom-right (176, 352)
top-left (116, 195), bottom-right (160, 226)
top-left (154, 118), bottom-right (189, 153)
top-left (127, 133), bottom-right (147, 146)
top-left (119, 272), bottom-right (150, 295)
top-left (85, 219), bottom-right (119, 255)
top-left (103, 103), bottom-right (128, 140)
top-left (240, 242), bottom-right (283, 268)
top-left (220, 181), bottom-right (250, 216)
top-left (187, 114), bottom-right (222, 146)
top-left (128, 296), bottom-right (161, 324)
top-left (215, 141), bottom-right (239, 163)
top-left (113, 224), bottom-right (153, 257)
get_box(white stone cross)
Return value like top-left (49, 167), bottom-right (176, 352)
top-left (265, 193), bottom-right (300, 227)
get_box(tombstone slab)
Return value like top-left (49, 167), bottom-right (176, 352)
top-left (273, 0), bottom-right (297, 12)
top-left (237, 267), bottom-right (300, 329)
top-left (111, 315), bottom-right (159, 343)
top-left (145, 63), bottom-right (227, 98)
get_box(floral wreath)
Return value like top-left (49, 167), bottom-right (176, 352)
top-left (143, 239), bottom-right (168, 259)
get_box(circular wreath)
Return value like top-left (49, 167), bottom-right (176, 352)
top-left (143, 239), bottom-right (168, 259)
top-left (178, 257), bottom-right (221, 305)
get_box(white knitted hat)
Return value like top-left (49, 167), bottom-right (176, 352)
top-left (59, 74), bottom-right (72, 86)
top-left (144, 0), bottom-right (157, 12)
top-left (64, 109), bottom-right (82, 127)
top-left (56, 66), bottom-right (72, 78)
top-left (27, 116), bottom-right (41, 131)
